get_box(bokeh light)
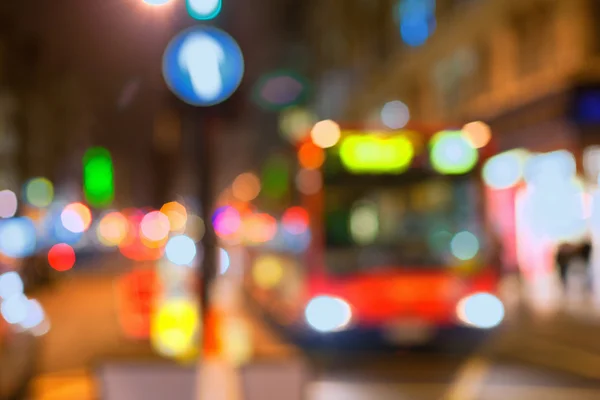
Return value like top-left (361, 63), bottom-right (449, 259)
top-left (0, 271), bottom-right (23, 300)
top-left (298, 142), bottom-right (325, 170)
top-left (305, 296), bottom-right (352, 333)
top-left (381, 101), bottom-right (410, 129)
top-left (296, 169), bottom-right (322, 195)
top-left (165, 235), bottom-right (198, 266)
top-left (24, 177), bottom-right (54, 208)
top-left (350, 202), bottom-right (379, 245)
top-left (19, 299), bottom-right (46, 330)
top-left (463, 121), bottom-right (492, 149)
top-left (430, 131), bottom-right (478, 175)
top-left (140, 211), bottom-right (171, 242)
top-left (97, 212), bottom-right (129, 246)
top-left (83, 147), bottom-right (115, 207)
top-left (282, 207), bottom-right (309, 235)
top-left (0, 217), bottom-right (36, 258)
top-left (213, 206), bottom-right (242, 238)
top-left (1, 293), bottom-right (28, 324)
top-left (340, 135), bottom-right (414, 174)
top-left (311, 120), bottom-right (341, 149)
top-left (161, 202), bottom-right (188, 232)
top-left (279, 107), bottom-right (316, 143)
top-left (48, 243), bottom-right (76, 271)
top-left (457, 293), bottom-right (504, 329)
top-left (252, 255), bottom-right (284, 289)
top-left (151, 298), bottom-right (199, 358)
top-left (243, 213), bottom-right (278, 244)
top-left (450, 231), bottom-right (479, 261)
top-left (219, 248), bottom-right (230, 274)
top-left (186, 0), bottom-right (222, 20)
top-left (482, 149), bottom-right (528, 190)
top-left (232, 172), bottom-right (261, 202)
top-left (0, 190), bottom-right (18, 218)
top-left (61, 202), bottom-right (92, 233)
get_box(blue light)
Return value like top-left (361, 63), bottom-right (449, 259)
top-left (0, 218), bottom-right (36, 258)
top-left (401, 19), bottom-right (431, 47)
top-left (186, 0), bottom-right (222, 20)
top-left (397, 0), bottom-right (436, 47)
top-left (163, 26), bottom-right (244, 107)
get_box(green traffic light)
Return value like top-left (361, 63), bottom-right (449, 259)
top-left (83, 147), bottom-right (114, 207)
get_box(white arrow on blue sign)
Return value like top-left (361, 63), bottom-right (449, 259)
top-left (162, 26), bottom-right (244, 107)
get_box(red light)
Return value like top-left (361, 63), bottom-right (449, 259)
top-left (282, 207), bottom-right (309, 235)
top-left (48, 243), bottom-right (76, 271)
top-left (117, 268), bottom-right (160, 339)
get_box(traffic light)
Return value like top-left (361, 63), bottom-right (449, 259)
top-left (83, 147), bottom-right (114, 208)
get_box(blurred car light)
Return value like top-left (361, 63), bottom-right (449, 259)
top-left (305, 295), bottom-right (352, 333)
top-left (456, 292), bottom-right (504, 329)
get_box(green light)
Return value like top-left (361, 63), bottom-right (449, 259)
top-left (83, 147), bottom-right (114, 207)
top-left (24, 177), bottom-right (54, 208)
top-left (262, 155), bottom-right (289, 199)
top-left (430, 131), bottom-right (478, 175)
top-left (339, 135), bottom-right (414, 174)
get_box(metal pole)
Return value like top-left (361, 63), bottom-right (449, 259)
top-left (197, 109), bottom-right (218, 351)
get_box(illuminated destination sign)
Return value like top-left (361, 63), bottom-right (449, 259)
top-left (338, 132), bottom-right (415, 174)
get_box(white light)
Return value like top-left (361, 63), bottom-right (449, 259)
top-left (450, 231), bottom-right (479, 261)
top-left (179, 33), bottom-right (225, 101)
top-left (381, 101), bottom-right (410, 129)
top-left (1, 293), bottom-right (29, 324)
top-left (61, 209), bottom-right (85, 233)
top-left (482, 150), bottom-right (528, 190)
top-left (140, 211), bottom-right (171, 241)
top-left (456, 293), bottom-right (504, 329)
top-left (165, 235), bottom-right (198, 266)
top-left (219, 248), bottom-right (230, 274)
top-left (19, 299), bottom-right (45, 330)
top-left (0, 272), bottom-right (24, 300)
top-left (0, 217), bottom-right (36, 258)
top-left (305, 296), bottom-right (352, 333)
top-left (524, 150), bottom-right (576, 187)
top-left (0, 190), bottom-right (18, 218)
top-left (350, 202), bottom-right (379, 245)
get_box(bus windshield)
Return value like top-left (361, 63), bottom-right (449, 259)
top-left (324, 174), bottom-right (487, 274)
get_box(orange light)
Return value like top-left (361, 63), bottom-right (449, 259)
top-left (231, 172), bottom-right (261, 202)
top-left (243, 213), bottom-right (277, 244)
top-left (48, 243), bottom-right (76, 271)
top-left (298, 142), bottom-right (325, 170)
top-left (160, 202), bottom-right (187, 232)
top-left (462, 121), bottom-right (492, 149)
top-left (97, 212), bottom-right (128, 246)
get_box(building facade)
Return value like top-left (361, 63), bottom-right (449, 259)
top-left (342, 0), bottom-right (600, 162)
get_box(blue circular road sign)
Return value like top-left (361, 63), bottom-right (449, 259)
top-left (163, 26), bottom-right (244, 107)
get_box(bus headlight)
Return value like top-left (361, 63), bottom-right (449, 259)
top-left (456, 292), bottom-right (504, 329)
top-left (305, 296), bottom-right (352, 333)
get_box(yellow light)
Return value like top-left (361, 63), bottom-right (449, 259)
top-left (462, 121), bottom-right (491, 149)
top-left (252, 255), bottom-right (284, 289)
top-left (151, 298), bottom-right (199, 358)
top-left (311, 120), bottom-right (341, 148)
top-left (339, 134), bottom-right (414, 173)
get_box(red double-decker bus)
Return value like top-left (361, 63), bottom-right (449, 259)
top-left (246, 122), bottom-right (504, 347)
